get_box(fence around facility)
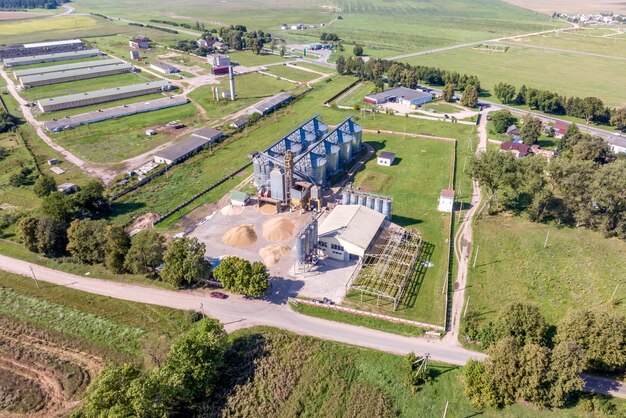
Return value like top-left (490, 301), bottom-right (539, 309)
top-left (289, 297), bottom-right (445, 332)
top-left (323, 79), bottom-right (361, 106)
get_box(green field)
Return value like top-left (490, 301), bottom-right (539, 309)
top-left (228, 50), bottom-right (290, 67)
top-left (294, 62), bottom-right (335, 74)
top-left (265, 65), bottom-right (320, 83)
top-left (344, 134), bottom-right (453, 325)
top-left (188, 72), bottom-right (299, 121)
top-left (518, 30), bottom-right (626, 59)
top-left (467, 214), bottom-right (626, 327)
top-left (422, 102), bottom-right (466, 114)
top-left (205, 327), bottom-right (625, 417)
top-left (19, 72), bottom-right (157, 102)
top-left (53, 102), bottom-right (199, 163)
top-left (403, 44), bottom-right (626, 108)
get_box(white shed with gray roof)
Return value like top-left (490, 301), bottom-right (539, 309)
top-left (154, 128), bottom-right (223, 165)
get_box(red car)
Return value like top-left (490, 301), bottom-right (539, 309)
top-left (210, 291), bottom-right (228, 299)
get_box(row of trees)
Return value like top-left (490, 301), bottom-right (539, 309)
top-left (471, 127), bottom-right (626, 238)
top-left (493, 82), bottom-right (626, 129)
top-left (320, 32), bottom-right (339, 42)
top-left (217, 25), bottom-right (272, 54)
top-left (0, 0), bottom-right (66, 9)
top-left (463, 303), bottom-right (625, 409)
top-left (335, 56), bottom-right (481, 93)
top-left (79, 319), bottom-right (228, 416)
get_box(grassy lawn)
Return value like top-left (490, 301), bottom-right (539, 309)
top-left (228, 50), bottom-right (290, 67)
top-left (343, 134), bottom-right (454, 325)
top-left (422, 102), bottom-right (466, 114)
top-left (403, 45), bottom-right (626, 108)
top-left (293, 62), bottom-right (335, 74)
top-left (290, 302), bottom-right (425, 337)
top-left (467, 214), bottom-right (626, 327)
top-left (336, 81), bottom-right (374, 107)
top-left (265, 65), bottom-right (319, 83)
top-left (518, 30), bottom-right (626, 59)
top-left (0, 15), bottom-right (97, 36)
top-left (19, 72), bottom-right (157, 102)
top-left (188, 72), bottom-right (298, 121)
top-left (53, 102), bottom-right (199, 164)
top-left (206, 326), bottom-right (626, 417)
top-left (0, 132), bottom-right (40, 213)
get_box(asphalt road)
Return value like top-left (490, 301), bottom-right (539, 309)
top-left (0, 254), bottom-right (624, 398)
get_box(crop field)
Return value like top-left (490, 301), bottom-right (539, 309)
top-left (502, 0), bottom-right (626, 14)
top-left (188, 72), bottom-right (299, 121)
top-left (0, 270), bottom-right (195, 416)
top-left (513, 30), bottom-right (626, 59)
top-left (19, 72), bottom-right (158, 103)
top-left (343, 134), bottom-right (453, 325)
top-left (467, 214), bottom-right (626, 326)
top-left (265, 65), bottom-right (320, 82)
top-left (403, 44), bottom-right (626, 107)
top-left (53, 102), bottom-right (198, 164)
top-left (204, 327), bottom-right (626, 418)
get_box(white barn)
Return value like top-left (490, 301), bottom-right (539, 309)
top-left (377, 151), bottom-right (395, 166)
top-left (438, 189), bottom-right (455, 213)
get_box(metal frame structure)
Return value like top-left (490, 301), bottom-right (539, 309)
top-left (346, 227), bottom-right (422, 311)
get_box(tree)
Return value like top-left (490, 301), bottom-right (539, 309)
top-left (353, 45), bottom-right (363, 56)
top-left (335, 55), bottom-right (346, 75)
top-left (104, 225), bottom-right (130, 273)
top-left (161, 237), bottom-right (211, 287)
top-left (547, 341), bottom-right (585, 408)
top-left (461, 84), bottom-right (478, 108)
top-left (515, 84), bottom-right (527, 105)
top-left (610, 107), bottom-right (626, 132)
top-left (124, 229), bottom-right (165, 275)
top-left (36, 216), bottom-right (67, 257)
top-left (0, 112), bottom-right (15, 133)
top-left (442, 83), bottom-right (455, 102)
top-left (159, 319), bottom-right (227, 407)
top-left (252, 38), bottom-right (264, 54)
top-left (463, 360), bottom-right (500, 408)
top-left (212, 256), bottom-right (269, 297)
top-left (519, 114), bottom-right (542, 146)
top-left (42, 192), bottom-right (74, 223)
top-left (582, 97), bottom-right (604, 124)
top-left (470, 150), bottom-right (516, 211)
top-left (496, 303), bottom-right (548, 346)
top-left (73, 180), bottom-right (107, 216)
top-left (19, 216), bottom-right (39, 252)
top-left (33, 175), bottom-right (57, 197)
top-left (490, 109), bottom-right (515, 134)
top-left (81, 364), bottom-right (142, 417)
top-left (279, 44), bottom-right (286, 57)
top-left (571, 135), bottom-right (613, 164)
top-left (493, 82), bottom-right (516, 104)
top-left (66, 219), bottom-right (108, 264)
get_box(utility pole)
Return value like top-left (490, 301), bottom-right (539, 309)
top-left (442, 401), bottom-right (449, 418)
top-left (472, 245), bottom-right (479, 268)
top-left (463, 295), bottom-right (470, 318)
top-left (29, 265), bottom-right (40, 289)
top-left (612, 283), bottom-right (620, 299)
top-left (200, 302), bottom-right (205, 317)
top-left (543, 230), bottom-right (550, 248)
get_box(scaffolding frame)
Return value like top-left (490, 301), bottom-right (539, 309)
top-left (346, 227), bottom-right (422, 311)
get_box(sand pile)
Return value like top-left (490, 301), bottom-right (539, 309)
top-left (263, 217), bottom-right (297, 242)
top-left (259, 244), bottom-right (291, 267)
top-left (258, 204), bottom-right (277, 215)
top-left (221, 224), bottom-right (257, 248)
top-left (220, 204), bottom-right (244, 216)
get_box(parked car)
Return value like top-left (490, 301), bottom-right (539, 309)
top-left (210, 291), bottom-right (228, 299)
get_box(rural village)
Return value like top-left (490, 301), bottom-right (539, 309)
top-left (0, 0), bottom-right (625, 416)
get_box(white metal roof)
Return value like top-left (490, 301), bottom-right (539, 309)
top-left (318, 205), bottom-right (386, 254)
top-left (23, 39), bottom-right (82, 49)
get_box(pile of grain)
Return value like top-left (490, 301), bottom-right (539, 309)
top-left (257, 204), bottom-right (277, 215)
top-left (220, 204), bottom-right (244, 216)
top-left (259, 244), bottom-right (291, 266)
top-left (221, 224), bottom-right (257, 248)
top-left (263, 217), bottom-right (296, 242)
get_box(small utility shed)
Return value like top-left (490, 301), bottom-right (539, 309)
top-left (438, 189), bottom-right (454, 213)
top-left (230, 191), bottom-right (249, 207)
top-left (364, 86), bottom-right (432, 107)
top-left (318, 205), bottom-right (386, 261)
top-left (154, 128), bottom-right (223, 165)
top-left (150, 62), bottom-right (180, 74)
top-left (377, 151), bottom-right (395, 166)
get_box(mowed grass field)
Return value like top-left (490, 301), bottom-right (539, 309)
top-left (467, 214), bottom-right (626, 326)
top-left (514, 30), bottom-right (626, 59)
top-left (264, 65), bottom-right (320, 82)
top-left (344, 135), bottom-right (454, 325)
top-left (404, 44), bottom-right (626, 107)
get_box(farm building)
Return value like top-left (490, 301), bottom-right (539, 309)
top-left (248, 93), bottom-right (293, 116)
top-left (57, 183), bottom-right (77, 194)
top-left (44, 96), bottom-right (188, 131)
top-left (13, 58), bottom-right (124, 78)
top-left (37, 80), bottom-right (174, 112)
top-left (377, 151), bottom-right (395, 166)
top-left (608, 136), bottom-right (626, 154)
top-left (364, 87), bottom-right (432, 107)
top-left (505, 124), bottom-right (521, 137)
top-left (129, 36), bottom-right (150, 49)
top-left (154, 127), bottom-right (223, 165)
top-left (230, 191), bottom-right (249, 207)
top-left (211, 65), bottom-right (230, 75)
top-left (230, 117), bottom-right (249, 129)
top-left (552, 120), bottom-right (570, 139)
top-left (19, 62), bottom-right (135, 88)
top-left (438, 189), bottom-right (454, 213)
top-left (213, 41), bottom-right (227, 51)
top-left (197, 39), bottom-right (216, 49)
top-left (317, 204), bottom-right (387, 261)
top-left (500, 141), bottom-right (530, 158)
top-left (207, 53), bottom-right (230, 67)
top-left (3, 49), bottom-right (102, 67)
top-left (150, 62), bottom-right (180, 74)
top-left (0, 39), bottom-right (87, 61)
top-left (130, 50), bottom-right (140, 60)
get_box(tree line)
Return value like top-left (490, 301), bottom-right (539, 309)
top-left (0, 0), bottom-right (66, 9)
top-left (493, 82), bottom-right (625, 130)
top-left (463, 303), bottom-right (625, 412)
top-left (172, 24), bottom-right (275, 56)
top-left (471, 124), bottom-right (626, 239)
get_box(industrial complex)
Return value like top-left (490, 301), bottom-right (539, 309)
top-left (3, 49), bottom-right (102, 67)
top-left (19, 62), bottom-right (135, 88)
